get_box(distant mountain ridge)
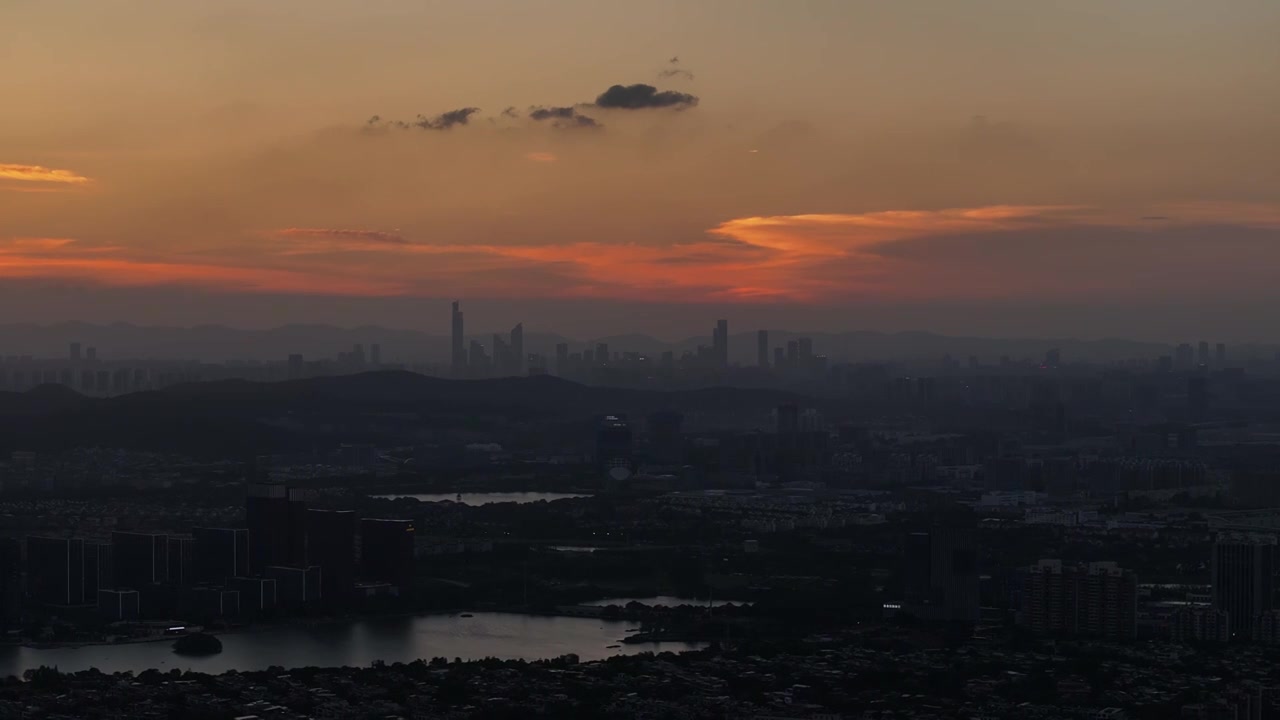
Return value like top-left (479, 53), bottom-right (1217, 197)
top-left (0, 321), bottom-right (1240, 364)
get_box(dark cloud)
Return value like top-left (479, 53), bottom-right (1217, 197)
top-left (594, 84), bottom-right (698, 110)
top-left (275, 228), bottom-right (407, 244)
top-left (413, 107), bottom-right (480, 130)
top-left (668, 56), bottom-right (679, 64)
top-left (658, 68), bottom-right (695, 81)
top-left (528, 106), bottom-right (601, 129)
top-left (500, 106), bottom-right (520, 119)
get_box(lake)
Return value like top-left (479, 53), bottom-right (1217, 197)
top-left (0, 612), bottom-right (704, 678)
top-left (372, 492), bottom-right (590, 506)
top-left (585, 596), bottom-right (751, 608)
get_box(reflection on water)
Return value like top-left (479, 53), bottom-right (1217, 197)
top-left (372, 492), bottom-right (589, 506)
top-left (585, 596), bottom-right (751, 608)
top-left (0, 612), bottom-right (704, 679)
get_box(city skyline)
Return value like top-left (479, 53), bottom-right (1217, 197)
top-left (4, 1), bottom-right (1280, 337)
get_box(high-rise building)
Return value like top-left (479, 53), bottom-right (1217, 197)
top-left (0, 538), bottom-right (22, 627)
top-left (1216, 343), bottom-right (1227, 368)
top-left (774, 347), bottom-right (785, 369)
top-left (26, 536), bottom-right (85, 606)
top-left (757, 330), bottom-right (769, 368)
top-left (167, 536), bottom-right (194, 587)
top-left (86, 347), bottom-right (97, 362)
top-left (287, 353), bottom-right (304, 380)
top-left (595, 343), bottom-right (609, 366)
top-left (306, 509), bottom-right (356, 604)
top-left (83, 541), bottom-right (111, 599)
top-left (246, 483), bottom-right (308, 574)
top-left (555, 343), bottom-right (569, 376)
top-left (646, 410), bottom-right (684, 465)
top-left (192, 527), bottom-right (249, 586)
top-left (69, 342), bottom-right (82, 362)
top-left (901, 511), bottom-right (980, 623)
top-left (1019, 559), bottom-right (1137, 639)
top-left (1212, 533), bottom-right (1276, 641)
top-left (370, 343), bottom-right (381, 367)
top-left (1175, 343), bottom-right (1194, 371)
top-left (233, 577), bottom-right (277, 614)
top-left (511, 323), bottom-right (524, 375)
top-left (451, 301), bottom-right (465, 376)
top-left (360, 519), bottom-right (415, 587)
top-left (267, 565), bottom-right (321, 611)
top-left (111, 531), bottom-right (169, 589)
top-left (713, 319), bottom-right (729, 368)
top-left (1198, 341), bottom-right (1211, 367)
top-left (595, 415), bottom-right (633, 471)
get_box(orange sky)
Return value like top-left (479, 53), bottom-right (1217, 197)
top-left (3, 1), bottom-right (1279, 336)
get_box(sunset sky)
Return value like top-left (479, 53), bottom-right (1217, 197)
top-left (3, 0), bottom-right (1279, 339)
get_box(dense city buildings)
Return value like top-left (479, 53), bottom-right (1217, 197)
top-left (1019, 559), bottom-right (1137, 639)
top-left (1212, 533), bottom-right (1276, 641)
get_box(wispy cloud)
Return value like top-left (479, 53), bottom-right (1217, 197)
top-left (0, 161), bottom-right (92, 185)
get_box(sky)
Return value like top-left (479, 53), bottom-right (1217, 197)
top-left (2, 0), bottom-right (1280, 340)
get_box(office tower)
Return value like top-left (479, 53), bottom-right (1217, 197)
top-left (267, 566), bottom-right (322, 611)
top-left (351, 343), bottom-right (366, 369)
top-left (786, 340), bottom-right (799, 367)
top-left (511, 323), bottom-right (524, 375)
top-left (774, 347), bottom-right (785, 369)
top-left (1216, 343), bottom-right (1227, 367)
top-left (1175, 343), bottom-right (1194, 371)
top-left (1198, 341), bottom-right (1210, 367)
top-left (193, 528), bottom-right (249, 586)
top-left (450, 300), bottom-right (465, 376)
top-left (233, 577), bottom-right (277, 614)
top-left (0, 538), bottom-right (21, 627)
top-left (797, 337), bottom-right (813, 361)
top-left (86, 347), bottom-right (97, 362)
top-left (595, 343), bottom-right (609, 366)
top-left (186, 587), bottom-right (240, 619)
top-left (712, 319), bottom-right (729, 368)
top-left (370, 343), bottom-right (381, 366)
top-left (111, 531), bottom-right (169, 589)
top-left (306, 509), bottom-right (356, 604)
top-left (1212, 533), bottom-right (1276, 641)
top-left (757, 330), bottom-right (769, 368)
top-left (26, 536), bottom-right (85, 605)
top-left (287, 353), bottom-right (304, 380)
top-left (491, 333), bottom-right (508, 374)
top-left (83, 541), bottom-right (112, 599)
top-left (97, 589), bottom-right (140, 621)
top-left (360, 519), bottom-right (416, 587)
top-left (468, 340), bottom-right (489, 373)
top-left (646, 410), bottom-right (684, 465)
top-left (594, 415), bottom-right (633, 471)
top-left (246, 483), bottom-right (307, 574)
top-left (901, 511), bottom-right (980, 623)
top-left (555, 343), bottom-right (569, 376)
top-left (1019, 560), bottom-right (1137, 639)
top-left (69, 342), bottom-right (81, 362)
top-left (1188, 376), bottom-right (1209, 422)
top-left (167, 536), bottom-right (194, 587)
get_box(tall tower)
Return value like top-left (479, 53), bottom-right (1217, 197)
top-left (450, 301), bottom-right (465, 376)
top-left (757, 330), bottom-right (769, 368)
top-left (511, 323), bottom-right (524, 376)
top-left (1213, 533), bottom-right (1275, 641)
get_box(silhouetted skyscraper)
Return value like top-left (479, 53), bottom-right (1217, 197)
top-left (287, 353), bottom-right (304, 380)
top-left (1216, 342), bottom-right (1227, 367)
top-left (1175, 343), bottom-right (1194, 371)
top-left (246, 483), bottom-right (307, 574)
top-left (192, 527), bottom-right (249, 586)
top-left (451, 301), bottom-right (465, 376)
top-left (86, 347), bottom-right (97, 362)
top-left (306, 509), bottom-right (356, 604)
top-left (69, 342), bottom-right (81, 362)
top-left (555, 343), bottom-right (569, 376)
top-left (360, 519), bottom-right (415, 587)
top-left (511, 323), bottom-right (524, 375)
top-left (713, 319), bottom-right (728, 368)
top-left (1197, 341), bottom-right (1210, 367)
top-left (757, 330), bottom-right (769, 368)
top-left (1213, 533), bottom-right (1275, 641)
top-left (111, 531), bottom-right (168, 589)
top-left (595, 343), bottom-right (609, 366)
top-left (902, 510), bottom-right (980, 624)
top-left (370, 343), bottom-right (381, 366)
top-left (26, 537), bottom-right (85, 606)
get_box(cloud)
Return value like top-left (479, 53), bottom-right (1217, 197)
top-left (274, 228), bottom-right (407, 244)
top-left (0, 161), bottom-right (91, 185)
top-left (594, 84), bottom-right (698, 110)
top-left (658, 68), bottom-right (695, 81)
top-left (528, 106), bottom-right (601, 128)
top-left (368, 108), bottom-right (481, 131)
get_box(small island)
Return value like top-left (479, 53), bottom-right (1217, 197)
top-left (172, 632), bottom-right (223, 656)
